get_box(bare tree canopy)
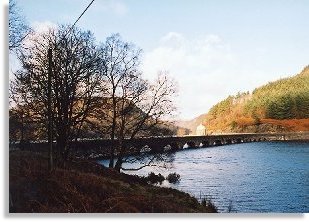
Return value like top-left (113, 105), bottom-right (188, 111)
top-left (11, 24), bottom-right (102, 164)
top-left (112, 72), bottom-right (178, 171)
top-left (9, 0), bottom-right (30, 51)
top-left (10, 30), bottom-right (178, 170)
top-left (92, 34), bottom-right (178, 171)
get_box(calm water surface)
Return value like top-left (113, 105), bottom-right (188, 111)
top-left (98, 142), bottom-right (309, 212)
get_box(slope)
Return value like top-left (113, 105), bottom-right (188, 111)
top-left (178, 66), bottom-right (309, 134)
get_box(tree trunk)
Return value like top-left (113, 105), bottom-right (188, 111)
top-left (47, 48), bottom-right (53, 172)
top-left (114, 143), bottom-right (124, 172)
top-left (114, 130), bottom-right (125, 172)
top-left (114, 157), bottom-right (122, 172)
top-left (109, 133), bottom-right (116, 168)
top-left (109, 89), bottom-right (117, 168)
top-left (109, 148), bottom-right (115, 168)
top-left (56, 131), bottom-right (69, 168)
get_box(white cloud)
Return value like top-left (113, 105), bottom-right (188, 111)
top-left (31, 21), bottom-right (57, 33)
top-left (20, 21), bottom-right (57, 52)
top-left (142, 32), bottom-right (251, 120)
top-left (93, 0), bottom-right (128, 16)
top-left (160, 32), bottom-right (186, 49)
top-left (109, 0), bottom-right (128, 15)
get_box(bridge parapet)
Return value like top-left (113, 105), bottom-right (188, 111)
top-left (9, 132), bottom-right (309, 158)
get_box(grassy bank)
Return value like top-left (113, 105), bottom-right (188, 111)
top-left (9, 151), bottom-right (217, 213)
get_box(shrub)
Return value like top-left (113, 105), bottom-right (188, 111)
top-left (201, 198), bottom-right (217, 213)
top-left (146, 172), bottom-right (165, 184)
top-left (166, 173), bottom-right (180, 184)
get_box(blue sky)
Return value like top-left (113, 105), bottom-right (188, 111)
top-left (12, 0), bottom-right (309, 120)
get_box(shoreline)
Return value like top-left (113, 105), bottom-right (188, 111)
top-left (9, 150), bottom-right (218, 213)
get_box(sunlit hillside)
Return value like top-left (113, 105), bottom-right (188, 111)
top-left (179, 66), bottom-right (309, 134)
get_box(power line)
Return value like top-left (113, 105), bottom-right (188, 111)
top-left (73, 0), bottom-right (95, 28)
top-left (66, 0), bottom-right (95, 36)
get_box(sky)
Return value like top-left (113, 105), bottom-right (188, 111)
top-left (10, 0), bottom-right (309, 120)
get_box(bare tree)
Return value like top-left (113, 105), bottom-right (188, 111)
top-left (114, 73), bottom-right (178, 171)
top-left (95, 34), bottom-right (178, 171)
top-left (9, 0), bottom-right (30, 51)
top-left (12, 25), bottom-right (102, 165)
top-left (96, 34), bottom-right (142, 168)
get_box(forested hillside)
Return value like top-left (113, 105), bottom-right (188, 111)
top-left (246, 65), bottom-right (309, 119)
top-left (180, 66), bottom-right (309, 134)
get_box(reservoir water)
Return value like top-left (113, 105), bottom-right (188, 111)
top-left (98, 141), bottom-right (309, 213)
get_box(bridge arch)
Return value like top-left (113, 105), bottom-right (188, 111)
top-left (213, 140), bottom-right (222, 146)
top-left (201, 140), bottom-right (210, 147)
top-left (187, 141), bottom-right (196, 148)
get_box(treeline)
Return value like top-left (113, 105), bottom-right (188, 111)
top-left (265, 93), bottom-right (309, 119)
top-left (209, 92), bottom-right (250, 119)
top-left (246, 66), bottom-right (309, 119)
top-left (205, 66), bottom-right (309, 133)
top-left (208, 96), bottom-right (233, 118)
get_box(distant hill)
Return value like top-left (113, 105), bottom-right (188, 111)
top-left (178, 66), bottom-right (309, 134)
top-left (9, 97), bottom-right (179, 141)
top-left (176, 113), bottom-right (207, 135)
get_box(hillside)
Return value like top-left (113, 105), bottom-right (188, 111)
top-left (10, 151), bottom-right (217, 213)
top-left (179, 66), bottom-right (309, 134)
top-left (176, 113), bottom-right (207, 134)
top-left (9, 97), bottom-right (178, 141)
top-left (246, 65), bottom-right (309, 120)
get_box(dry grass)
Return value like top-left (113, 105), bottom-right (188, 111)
top-left (261, 119), bottom-right (309, 131)
top-left (207, 114), bottom-right (309, 133)
top-left (235, 117), bottom-right (255, 127)
top-left (9, 151), bottom-right (217, 213)
top-left (234, 118), bottom-right (309, 132)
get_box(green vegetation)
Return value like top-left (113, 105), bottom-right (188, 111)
top-left (9, 151), bottom-right (217, 213)
top-left (246, 65), bottom-right (309, 119)
top-left (202, 66), bottom-right (309, 133)
top-left (209, 95), bottom-right (237, 118)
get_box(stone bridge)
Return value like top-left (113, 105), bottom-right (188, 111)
top-left (11, 132), bottom-right (309, 159)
